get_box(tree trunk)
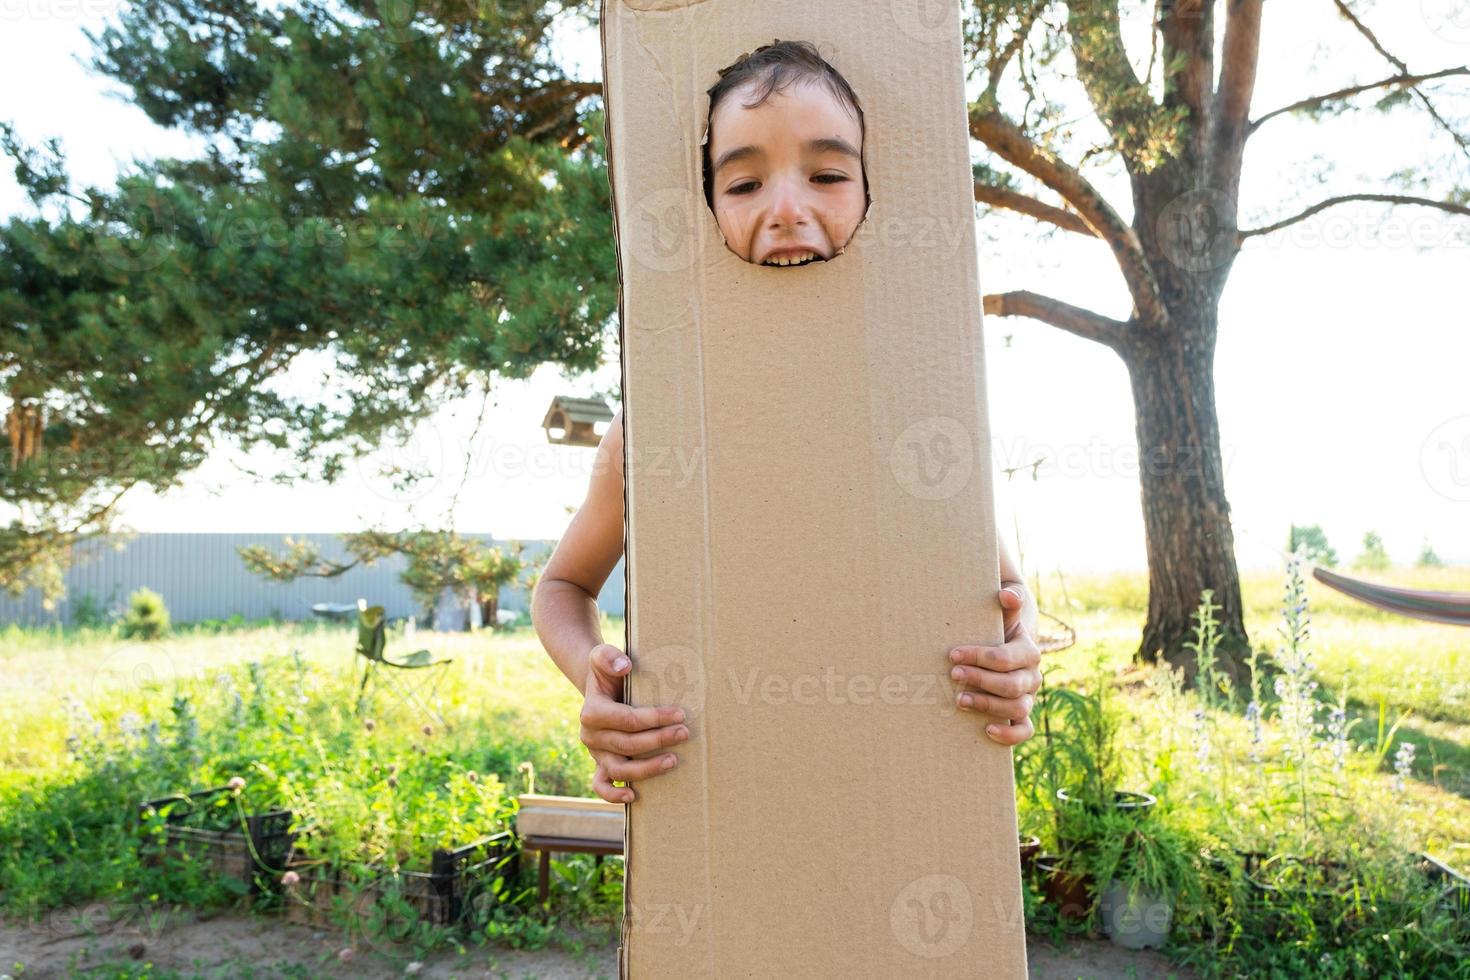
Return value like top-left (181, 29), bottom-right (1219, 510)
top-left (1120, 319), bottom-right (1250, 688)
top-left (478, 590), bottom-right (499, 631)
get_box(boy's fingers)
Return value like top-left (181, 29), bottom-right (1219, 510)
top-left (956, 690), bottom-right (1034, 722)
top-left (585, 722), bottom-right (690, 757)
top-left (949, 664), bottom-right (1039, 700)
top-left (985, 716), bottom-right (1035, 746)
top-left (581, 693), bottom-right (686, 734)
top-left (951, 639), bottom-right (1039, 673)
top-left (590, 643), bottom-right (632, 676)
top-left (592, 763), bottom-right (635, 804)
top-left (600, 750), bottom-right (679, 783)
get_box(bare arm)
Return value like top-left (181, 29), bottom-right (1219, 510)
top-left (997, 533), bottom-right (1039, 643)
top-left (532, 408), bottom-right (691, 802)
top-left (531, 409), bottom-right (627, 694)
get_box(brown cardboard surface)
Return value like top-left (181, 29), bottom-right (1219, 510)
top-left (602, 2), bottom-right (1026, 976)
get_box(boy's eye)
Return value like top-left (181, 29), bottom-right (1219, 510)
top-left (725, 174), bottom-right (852, 197)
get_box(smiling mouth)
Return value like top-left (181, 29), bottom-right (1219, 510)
top-left (762, 249), bottom-right (824, 267)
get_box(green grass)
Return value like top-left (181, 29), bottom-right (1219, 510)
top-left (2, 568), bottom-right (1467, 977)
top-left (1032, 565), bottom-right (1470, 860)
top-left (0, 615), bottom-right (619, 936)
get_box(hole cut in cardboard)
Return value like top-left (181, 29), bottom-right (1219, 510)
top-left (699, 39), bottom-right (872, 269)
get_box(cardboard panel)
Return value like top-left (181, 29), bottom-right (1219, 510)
top-left (602, 2), bottom-right (1026, 975)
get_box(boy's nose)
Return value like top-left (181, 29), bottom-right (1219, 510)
top-left (766, 178), bottom-right (810, 230)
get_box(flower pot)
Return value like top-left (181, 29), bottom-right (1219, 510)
top-left (1054, 788), bottom-right (1157, 852)
top-left (1098, 878), bottom-right (1173, 949)
top-left (1055, 788), bottom-right (1157, 813)
top-left (1019, 835), bottom-right (1042, 874)
top-left (1034, 854), bottom-right (1093, 921)
top-left (1239, 850), bottom-right (1356, 900)
top-left (1417, 851), bottom-right (1470, 919)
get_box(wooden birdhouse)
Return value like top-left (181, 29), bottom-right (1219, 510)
top-left (540, 395), bottom-right (613, 447)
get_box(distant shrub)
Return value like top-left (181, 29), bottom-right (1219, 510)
top-left (119, 587), bottom-right (171, 640)
top-left (1417, 538), bottom-right (1444, 568)
top-left (1354, 530), bottom-right (1391, 571)
top-left (70, 591), bottom-right (108, 629)
top-left (1287, 523), bottom-right (1337, 567)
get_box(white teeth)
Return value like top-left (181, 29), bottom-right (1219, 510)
top-left (766, 251), bottom-right (818, 267)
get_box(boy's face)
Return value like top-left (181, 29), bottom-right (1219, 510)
top-left (707, 77), bottom-right (867, 267)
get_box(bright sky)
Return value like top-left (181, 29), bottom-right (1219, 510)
top-left (2, 3), bottom-right (1467, 576)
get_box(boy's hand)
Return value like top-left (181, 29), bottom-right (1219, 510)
top-left (580, 642), bottom-right (690, 803)
top-left (948, 586), bottom-right (1041, 747)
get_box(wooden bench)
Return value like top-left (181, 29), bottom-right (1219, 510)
top-left (514, 794), bottom-right (625, 904)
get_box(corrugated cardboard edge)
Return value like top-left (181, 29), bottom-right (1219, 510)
top-left (596, 6), bottom-right (633, 977)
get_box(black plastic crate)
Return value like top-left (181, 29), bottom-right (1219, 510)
top-left (282, 830), bottom-right (519, 931)
top-left (138, 786), bottom-right (295, 899)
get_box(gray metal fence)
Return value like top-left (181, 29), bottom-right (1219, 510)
top-left (0, 532), bottom-right (625, 627)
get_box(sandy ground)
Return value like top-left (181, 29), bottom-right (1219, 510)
top-left (0, 903), bottom-right (1199, 979)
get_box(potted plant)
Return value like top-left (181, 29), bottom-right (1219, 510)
top-left (1030, 674), bottom-right (1158, 852)
top-left (1073, 807), bottom-right (1207, 949)
top-left (1014, 664), bottom-right (1165, 924)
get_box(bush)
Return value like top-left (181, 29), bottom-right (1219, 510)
top-left (119, 587), bottom-right (171, 640)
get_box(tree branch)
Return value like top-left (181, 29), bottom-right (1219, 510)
top-left (982, 290), bottom-right (1131, 350)
top-left (1238, 193), bottom-right (1470, 240)
top-left (1210, 0), bottom-right (1263, 191)
top-left (973, 181), bottom-right (1096, 236)
top-left (1158, 0), bottom-right (1214, 142)
top-left (969, 107), bottom-right (1169, 329)
top-left (1064, 4), bottom-right (1154, 172)
top-left (1331, 0), bottom-right (1470, 162)
top-left (1250, 66), bottom-right (1470, 133)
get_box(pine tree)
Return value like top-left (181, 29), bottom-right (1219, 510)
top-left (1, 1), bottom-right (613, 604)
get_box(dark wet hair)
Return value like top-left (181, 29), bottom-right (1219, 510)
top-left (702, 39), bottom-right (868, 211)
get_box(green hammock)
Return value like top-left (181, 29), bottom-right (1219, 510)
top-left (1311, 566), bottom-right (1470, 627)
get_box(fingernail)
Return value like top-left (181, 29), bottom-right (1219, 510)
top-left (949, 650), bottom-right (962, 663)
top-left (614, 657), bottom-right (630, 671)
top-left (987, 725), bottom-right (1000, 736)
top-left (661, 755), bottom-right (676, 770)
top-left (958, 693), bottom-right (972, 708)
top-left (950, 666), bottom-right (964, 681)
top-left (675, 709), bottom-right (686, 723)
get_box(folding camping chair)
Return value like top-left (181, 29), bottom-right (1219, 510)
top-left (353, 599), bottom-right (454, 729)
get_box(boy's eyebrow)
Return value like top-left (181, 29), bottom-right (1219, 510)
top-left (712, 137), bottom-right (862, 175)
